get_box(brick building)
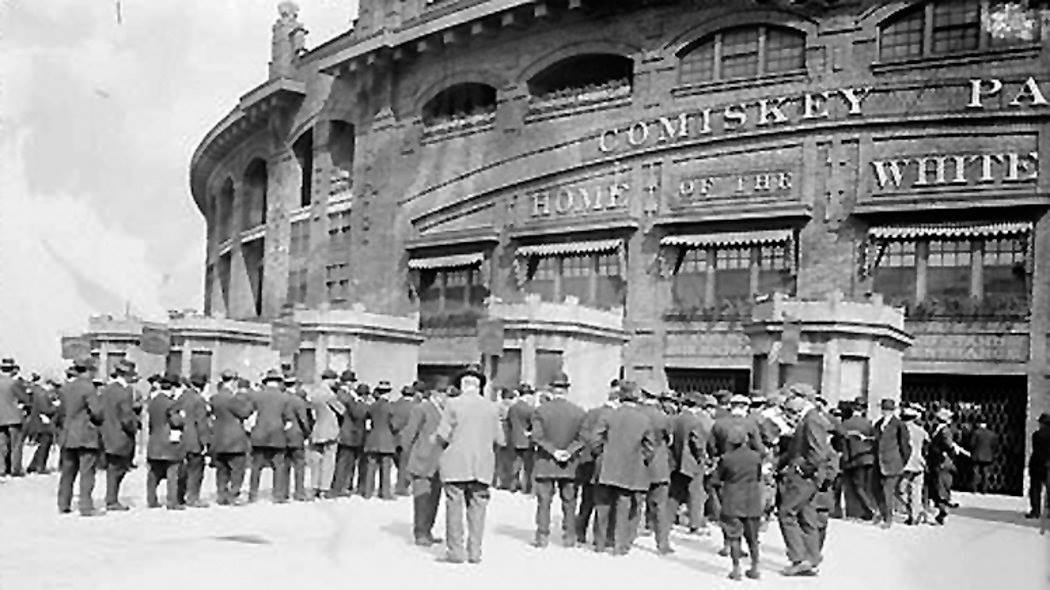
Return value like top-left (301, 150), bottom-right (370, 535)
top-left (177, 0), bottom-right (1050, 494)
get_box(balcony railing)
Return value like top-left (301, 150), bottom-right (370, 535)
top-left (421, 109), bottom-right (495, 140)
top-left (528, 79), bottom-right (632, 117)
top-left (662, 298), bottom-right (755, 323)
top-left (420, 307), bottom-right (485, 331)
top-left (887, 295), bottom-right (1030, 321)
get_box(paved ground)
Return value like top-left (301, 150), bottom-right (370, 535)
top-left (0, 466), bottom-right (1046, 590)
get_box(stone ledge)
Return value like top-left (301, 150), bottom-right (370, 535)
top-left (490, 295), bottom-right (627, 341)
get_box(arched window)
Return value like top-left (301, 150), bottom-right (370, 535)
top-left (879, 1), bottom-right (1039, 61)
top-left (422, 83), bottom-right (497, 125)
top-left (216, 178), bottom-right (235, 241)
top-left (328, 120), bottom-right (355, 198)
top-left (526, 54), bottom-right (633, 101)
top-left (679, 25), bottom-right (805, 85)
top-left (292, 129), bottom-right (313, 208)
top-left (242, 158), bottom-right (268, 229)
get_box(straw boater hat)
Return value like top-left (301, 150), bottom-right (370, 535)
top-left (935, 407), bottom-right (953, 422)
top-left (262, 369), bottom-right (284, 384)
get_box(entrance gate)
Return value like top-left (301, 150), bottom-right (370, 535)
top-left (666, 368), bottom-right (750, 396)
top-left (902, 374), bottom-right (1026, 496)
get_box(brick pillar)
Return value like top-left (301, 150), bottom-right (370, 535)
top-left (308, 120), bottom-right (334, 309)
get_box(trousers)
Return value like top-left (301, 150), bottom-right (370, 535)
top-left (177, 453), bottom-right (206, 504)
top-left (646, 482), bottom-right (672, 550)
top-left (843, 465), bottom-right (878, 519)
top-left (594, 485), bottom-right (644, 554)
top-left (412, 474), bottom-right (442, 541)
top-left (876, 472), bottom-right (901, 524)
top-left (777, 472), bottom-right (822, 566)
top-left (394, 447), bottom-right (411, 495)
top-left (1028, 468), bottom-right (1049, 516)
top-left (214, 452), bottom-right (247, 503)
top-left (104, 453), bottom-right (132, 506)
top-left (0, 424), bottom-right (25, 475)
top-left (332, 445), bottom-right (362, 496)
top-left (249, 447), bottom-right (288, 501)
top-left (307, 441), bottom-right (337, 492)
top-left (444, 481), bottom-right (490, 562)
top-left (898, 470), bottom-right (927, 520)
top-left (27, 432), bottom-right (53, 473)
top-left (669, 472), bottom-right (707, 529)
top-left (971, 461), bottom-right (993, 494)
top-left (146, 459), bottom-right (180, 508)
top-left (510, 448), bottom-right (533, 493)
top-left (534, 478), bottom-right (578, 541)
top-left (58, 448), bottom-right (98, 513)
top-left (363, 453), bottom-right (394, 499)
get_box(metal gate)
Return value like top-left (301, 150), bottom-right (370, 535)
top-left (666, 369), bottom-right (750, 396)
top-left (902, 374), bottom-right (1026, 496)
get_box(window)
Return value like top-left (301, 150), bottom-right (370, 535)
top-left (525, 252), bottom-right (624, 308)
top-left (526, 54), bottom-right (633, 101)
top-left (535, 350), bottom-right (564, 393)
top-left (671, 241), bottom-right (795, 311)
top-left (287, 268), bottom-right (308, 305)
top-left (714, 247), bottom-right (750, 302)
top-left (444, 269), bottom-right (470, 311)
top-left (778, 354), bottom-right (823, 393)
top-left (419, 266), bottom-right (488, 314)
top-left (595, 252), bottom-right (623, 307)
top-left (757, 243), bottom-right (791, 295)
top-left (679, 25), bottom-right (805, 85)
top-left (293, 130), bottom-right (314, 208)
top-left (673, 248), bottom-right (708, 310)
top-left (290, 220), bottom-right (310, 258)
top-left (242, 159), bottom-right (268, 229)
top-left (216, 179), bottom-right (235, 241)
top-left (165, 350), bottom-right (182, 378)
top-left (325, 263), bottom-right (351, 303)
top-left (982, 237), bottom-right (1027, 301)
top-left (422, 83), bottom-right (497, 125)
top-left (328, 210), bottom-right (352, 250)
top-left (873, 241), bottom-right (917, 302)
top-left (527, 257), bottom-right (558, 302)
top-left (561, 255), bottom-right (592, 303)
top-left (189, 351), bottom-right (213, 383)
top-left (879, 0), bottom-right (1037, 61)
top-left (927, 239), bottom-right (972, 299)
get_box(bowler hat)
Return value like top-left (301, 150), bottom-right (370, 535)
top-left (375, 380), bottom-right (392, 392)
top-left (684, 391), bottom-right (704, 407)
top-left (355, 383), bottom-right (371, 396)
top-left (340, 370), bottom-right (357, 383)
top-left (114, 359), bottom-right (137, 377)
top-left (262, 369), bottom-right (284, 383)
top-left (220, 369), bottom-right (238, 381)
top-left (549, 372), bottom-right (570, 388)
top-left (518, 383), bottom-right (535, 394)
top-left (413, 380), bottom-right (427, 393)
top-left (73, 358), bottom-right (95, 372)
top-left (880, 399), bottom-right (897, 411)
top-left (1038, 412), bottom-right (1050, 426)
top-left (729, 394), bottom-right (750, 406)
top-left (0, 358), bottom-right (17, 371)
top-left (321, 368), bottom-right (338, 380)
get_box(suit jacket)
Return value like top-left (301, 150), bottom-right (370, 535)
top-left (365, 398), bottom-right (398, 453)
top-left (594, 403), bottom-right (655, 491)
top-left (390, 397), bottom-right (415, 448)
top-left (0, 374), bottom-right (29, 426)
top-left (507, 400), bottom-right (534, 450)
top-left (873, 415), bottom-right (911, 477)
top-left (99, 381), bottom-right (139, 457)
top-left (841, 415), bottom-right (876, 469)
top-left (710, 414), bottom-right (766, 458)
top-left (780, 408), bottom-right (832, 480)
top-left (531, 397), bottom-right (586, 479)
top-left (969, 427), bottom-right (998, 463)
top-left (336, 393), bottom-right (369, 447)
top-left (209, 385), bottom-right (253, 454)
top-left (402, 399), bottom-right (443, 478)
top-left (56, 376), bottom-right (103, 450)
top-left (714, 446), bottom-right (764, 518)
top-left (1030, 425), bottom-right (1050, 473)
top-left (577, 403), bottom-right (615, 482)
top-left (250, 385), bottom-right (291, 449)
top-left (285, 392), bottom-right (312, 449)
top-left (25, 384), bottom-right (57, 438)
top-left (307, 383), bottom-right (344, 443)
top-left (173, 388), bottom-right (212, 454)
top-left (644, 405), bottom-right (673, 484)
top-left (147, 393), bottom-right (186, 461)
top-left (671, 410), bottom-right (708, 477)
top-left (436, 392), bottom-right (504, 484)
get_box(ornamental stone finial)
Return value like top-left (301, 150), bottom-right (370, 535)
top-left (270, 1), bottom-right (308, 79)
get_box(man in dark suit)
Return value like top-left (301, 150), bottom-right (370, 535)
top-left (435, 365), bottom-right (505, 564)
top-left (333, 380), bottom-right (369, 497)
top-left (209, 370), bottom-right (253, 505)
top-left (715, 427), bottom-right (763, 581)
top-left (777, 395), bottom-right (831, 576)
top-left (642, 390), bottom-right (675, 555)
top-left (391, 384), bottom-right (418, 496)
top-left (670, 391), bottom-right (709, 535)
top-left (364, 380), bottom-right (398, 499)
top-left (248, 369), bottom-right (291, 503)
top-left (591, 382), bottom-right (655, 556)
top-left (99, 360), bottom-right (140, 511)
top-left (968, 419), bottom-right (998, 494)
top-left (576, 380), bottom-right (620, 545)
top-left (872, 399), bottom-right (911, 528)
top-left (531, 372), bottom-right (586, 548)
top-left (839, 400), bottom-right (878, 520)
top-left (174, 374), bottom-right (212, 508)
top-left (929, 408), bottom-right (968, 524)
top-left (1026, 412), bottom-right (1050, 519)
top-left (401, 379), bottom-right (447, 546)
top-left (0, 358), bottom-right (30, 477)
top-left (25, 377), bottom-right (59, 474)
top-left (56, 359), bottom-right (105, 515)
top-left (507, 389), bottom-right (535, 494)
top-left (146, 375), bottom-right (186, 510)
top-left (281, 373), bottom-right (313, 502)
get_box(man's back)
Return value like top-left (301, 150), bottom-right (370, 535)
top-left (438, 393), bottom-right (504, 484)
top-left (507, 400), bottom-right (534, 449)
top-left (210, 387), bottom-right (252, 454)
top-left (99, 383), bottom-right (137, 456)
top-left (532, 397), bottom-right (585, 478)
top-left (251, 386), bottom-right (289, 449)
top-left (58, 377), bottom-right (101, 449)
top-left (596, 404), bottom-right (654, 491)
top-left (0, 374), bottom-right (27, 426)
top-left (841, 415), bottom-right (875, 467)
top-left (970, 427), bottom-right (998, 463)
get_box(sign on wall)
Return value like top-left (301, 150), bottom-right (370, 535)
top-left (140, 324), bottom-right (172, 355)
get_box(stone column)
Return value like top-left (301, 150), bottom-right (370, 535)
top-left (262, 149), bottom-right (299, 318)
top-left (227, 179), bottom-right (255, 319)
top-left (308, 120), bottom-right (334, 309)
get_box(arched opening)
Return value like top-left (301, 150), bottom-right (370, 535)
top-left (421, 83), bottom-right (497, 126)
top-left (217, 178), bottom-right (235, 241)
top-left (243, 158), bottom-right (268, 229)
top-left (527, 54), bottom-right (633, 102)
top-left (678, 25), bottom-right (805, 85)
top-left (328, 120), bottom-right (355, 198)
top-left (292, 129), bottom-right (314, 208)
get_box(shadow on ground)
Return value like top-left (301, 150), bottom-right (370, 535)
top-left (953, 506), bottom-right (1042, 530)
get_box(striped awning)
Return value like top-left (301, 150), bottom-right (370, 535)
top-left (660, 229), bottom-right (793, 248)
top-left (407, 252), bottom-right (484, 270)
top-left (516, 238), bottom-right (622, 258)
top-left (868, 222), bottom-right (1032, 241)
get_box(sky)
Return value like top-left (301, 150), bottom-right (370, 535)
top-left (0, 0), bottom-right (358, 372)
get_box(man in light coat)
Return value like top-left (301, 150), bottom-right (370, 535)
top-left (307, 369), bottom-right (344, 499)
top-left (434, 365), bottom-right (505, 564)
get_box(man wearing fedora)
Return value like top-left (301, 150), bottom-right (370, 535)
top-left (670, 391), bottom-right (710, 535)
top-left (530, 372), bottom-right (586, 548)
top-left (401, 377), bottom-right (448, 546)
top-left (928, 407), bottom-right (969, 524)
top-left (307, 369), bottom-right (345, 499)
top-left (575, 379), bottom-right (620, 546)
top-left (872, 398), bottom-right (911, 529)
top-left (434, 364), bottom-right (505, 564)
top-left (146, 375), bottom-right (187, 510)
top-left (641, 384), bottom-right (675, 554)
top-left (280, 372), bottom-right (313, 502)
top-left (900, 404), bottom-right (930, 525)
top-left (174, 374), bottom-right (213, 508)
top-left (0, 357), bottom-right (30, 477)
top-left (363, 380), bottom-right (398, 500)
top-left (56, 359), bottom-right (105, 515)
top-left (1026, 411), bottom-right (1050, 519)
top-left (99, 359), bottom-right (140, 511)
top-left (840, 400), bottom-right (879, 521)
top-left (507, 384), bottom-right (536, 494)
top-left (25, 375), bottom-right (59, 475)
top-left (391, 383), bottom-right (420, 496)
top-left (248, 369), bottom-right (291, 503)
top-left (209, 369), bottom-right (254, 505)
top-left (333, 380), bottom-right (370, 497)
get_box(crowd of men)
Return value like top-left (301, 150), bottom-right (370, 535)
top-left (1, 354), bottom-right (1049, 578)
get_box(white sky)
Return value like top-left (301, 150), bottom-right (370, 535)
top-left (0, 0), bottom-right (358, 372)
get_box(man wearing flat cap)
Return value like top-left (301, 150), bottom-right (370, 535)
top-left (670, 391), bottom-right (710, 535)
top-left (56, 358), bottom-right (105, 515)
top-left (209, 368), bottom-right (254, 505)
top-left (247, 369), bottom-right (291, 503)
top-left (363, 380), bottom-right (398, 500)
top-left (928, 407), bottom-right (969, 524)
top-left (776, 395), bottom-right (832, 576)
top-left (99, 359), bottom-right (140, 511)
top-left (530, 372), bottom-right (586, 548)
top-left (872, 398), bottom-right (911, 529)
top-left (0, 357), bottom-right (30, 477)
top-left (306, 369), bottom-right (344, 499)
top-left (333, 381), bottom-right (370, 497)
top-left (1025, 411), bottom-right (1050, 519)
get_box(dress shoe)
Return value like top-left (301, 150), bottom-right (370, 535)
top-left (718, 547), bottom-right (730, 557)
top-left (216, 498), bottom-right (230, 506)
top-left (1024, 512), bottom-right (1040, 519)
top-left (436, 555), bottom-right (465, 564)
top-left (186, 500), bottom-right (210, 508)
top-left (657, 546), bottom-right (675, 556)
top-left (781, 562), bottom-right (816, 577)
top-left (59, 507), bottom-right (72, 515)
top-left (745, 568), bottom-right (761, 580)
top-left (880, 521), bottom-right (892, 529)
top-left (106, 503), bottom-right (131, 512)
top-left (728, 568), bottom-right (742, 581)
top-left (532, 535), bottom-right (549, 548)
top-left (166, 504), bottom-right (185, 511)
top-left (147, 502), bottom-right (161, 509)
top-left (468, 557), bottom-right (482, 564)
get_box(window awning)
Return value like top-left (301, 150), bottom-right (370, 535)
top-left (407, 252), bottom-right (484, 270)
top-left (516, 238), bottom-right (622, 258)
top-left (868, 222), bottom-right (1033, 241)
top-left (660, 229), bottom-right (793, 248)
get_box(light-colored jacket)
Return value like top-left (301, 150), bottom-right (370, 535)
top-left (436, 392), bottom-right (505, 484)
top-left (904, 421), bottom-right (929, 473)
top-left (308, 382), bottom-right (345, 444)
